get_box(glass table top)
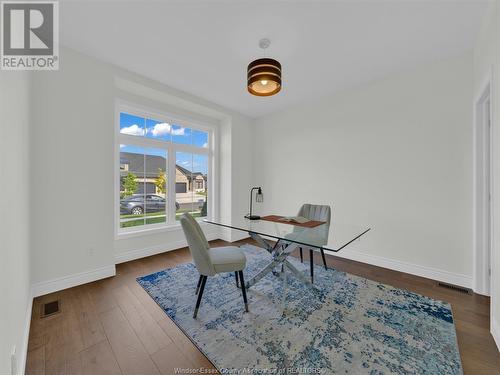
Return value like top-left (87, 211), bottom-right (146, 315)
top-left (203, 217), bottom-right (370, 252)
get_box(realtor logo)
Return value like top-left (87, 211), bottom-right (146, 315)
top-left (1, 1), bottom-right (58, 70)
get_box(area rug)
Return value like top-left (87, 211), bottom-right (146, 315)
top-left (137, 245), bottom-right (463, 374)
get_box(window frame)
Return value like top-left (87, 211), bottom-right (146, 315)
top-left (115, 100), bottom-right (215, 238)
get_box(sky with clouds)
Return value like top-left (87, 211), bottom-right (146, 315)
top-left (120, 112), bottom-right (208, 174)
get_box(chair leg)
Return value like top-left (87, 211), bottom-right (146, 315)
top-left (238, 271), bottom-right (249, 312)
top-left (321, 248), bottom-right (328, 270)
top-left (235, 271), bottom-right (239, 288)
top-left (299, 247), bottom-right (303, 263)
top-left (309, 249), bottom-right (314, 284)
top-left (195, 275), bottom-right (203, 295)
top-left (193, 275), bottom-right (207, 318)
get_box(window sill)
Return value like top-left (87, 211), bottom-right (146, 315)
top-left (115, 219), bottom-right (211, 240)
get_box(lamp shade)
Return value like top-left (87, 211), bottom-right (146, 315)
top-left (256, 187), bottom-right (264, 202)
top-left (247, 58), bottom-right (281, 96)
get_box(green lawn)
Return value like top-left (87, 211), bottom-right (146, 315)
top-left (120, 217), bottom-right (166, 228)
top-left (120, 211), bottom-right (166, 219)
top-left (120, 209), bottom-right (203, 228)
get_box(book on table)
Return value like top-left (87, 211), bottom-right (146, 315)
top-left (278, 216), bottom-right (309, 224)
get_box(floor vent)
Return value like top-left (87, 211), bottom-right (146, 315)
top-left (437, 282), bottom-right (471, 294)
top-left (40, 300), bottom-right (60, 318)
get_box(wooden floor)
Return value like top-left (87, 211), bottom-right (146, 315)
top-left (26, 238), bottom-right (500, 375)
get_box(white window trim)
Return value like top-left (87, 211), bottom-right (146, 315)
top-left (114, 99), bottom-right (217, 239)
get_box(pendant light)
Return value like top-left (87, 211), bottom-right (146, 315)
top-left (247, 39), bottom-right (281, 96)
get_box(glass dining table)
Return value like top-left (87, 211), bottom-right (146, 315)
top-left (203, 217), bottom-right (371, 291)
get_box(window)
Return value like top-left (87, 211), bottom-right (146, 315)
top-left (175, 152), bottom-right (209, 221)
top-left (117, 105), bottom-right (212, 234)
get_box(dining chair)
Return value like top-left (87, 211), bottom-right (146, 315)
top-left (296, 204), bottom-right (331, 283)
top-left (180, 213), bottom-right (248, 318)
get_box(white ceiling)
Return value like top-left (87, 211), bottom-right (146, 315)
top-left (60, 1), bottom-right (489, 118)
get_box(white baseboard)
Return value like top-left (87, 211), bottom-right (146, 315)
top-left (216, 226), bottom-right (253, 243)
top-left (492, 317), bottom-right (500, 352)
top-left (326, 249), bottom-right (473, 289)
top-left (229, 231), bottom-right (251, 243)
top-left (473, 285), bottom-right (491, 297)
top-left (31, 265), bottom-right (116, 298)
top-left (19, 290), bottom-right (33, 375)
top-left (218, 227), bottom-right (233, 242)
top-left (115, 231), bottom-right (220, 264)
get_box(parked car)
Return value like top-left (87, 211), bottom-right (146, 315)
top-left (120, 194), bottom-right (180, 215)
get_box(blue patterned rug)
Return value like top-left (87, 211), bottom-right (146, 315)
top-left (137, 245), bottom-right (462, 374)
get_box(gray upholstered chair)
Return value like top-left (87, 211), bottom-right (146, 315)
top-left (180, 213), bottom-right (248, 318)
top-left (297, 204), bottom-right (331, 283)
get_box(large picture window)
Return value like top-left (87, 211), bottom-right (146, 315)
top-left (117, 104), bottom-right (212, 234)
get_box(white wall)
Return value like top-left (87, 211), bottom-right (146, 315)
top-left (473, 0), bottom-right (500, 350)
top-left (0, 71), bottom-right (32, 375)
top-left (30, 47), bottom-right (253, 289)
top-left (254, 52), bottom-right (473, 287)
top-left (31, 48), bottom-right (116, 289)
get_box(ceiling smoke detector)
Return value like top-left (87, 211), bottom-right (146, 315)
top-left (259, 38), bottom-right (271, 50)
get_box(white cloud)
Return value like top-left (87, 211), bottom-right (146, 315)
top-left (171, 127), bottom-right (185, 136)
top-left (202, 142), bottom-right (208, 148)
top-left (122, 122), bottom-right (187, 138)
top-left (120, 144), bottom-right (125, 148)
top-left (120, 124), bottom-right (144, 136)
top-left (150, 122), bottom-right (171, 137)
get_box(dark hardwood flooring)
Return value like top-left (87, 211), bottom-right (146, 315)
top-left (26, 238), bottom-right (500, 374)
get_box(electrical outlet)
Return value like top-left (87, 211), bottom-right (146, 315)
top-left (10, 346), bottom-right (16, 375)
top-left (88, 247), bottom-right (94, 256)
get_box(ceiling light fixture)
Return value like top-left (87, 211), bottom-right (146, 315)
top-left (247, 39), bottom-right (281, 97)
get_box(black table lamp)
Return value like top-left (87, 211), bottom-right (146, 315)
top-left (245, 187), bottom-right (263, 220)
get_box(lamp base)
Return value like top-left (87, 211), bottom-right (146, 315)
top-left (244, 214), bottom-right (261, 220)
